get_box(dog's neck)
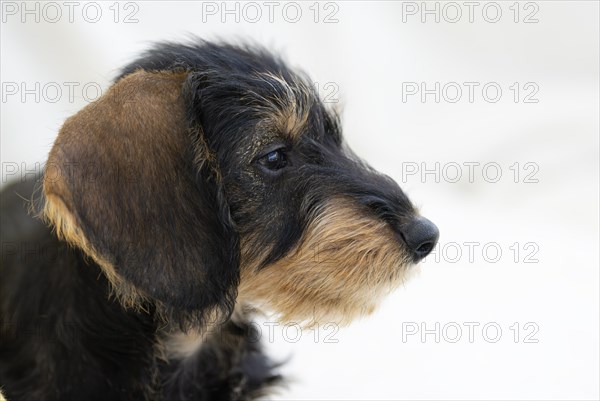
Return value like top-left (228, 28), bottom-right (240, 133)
top-left (159, 303), bottom-right (254, 360)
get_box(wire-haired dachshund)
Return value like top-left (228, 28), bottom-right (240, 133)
top-left (0, 39), bottom-right (439, 400)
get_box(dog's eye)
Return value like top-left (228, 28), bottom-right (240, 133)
top-left (258, 149), bottom-right (288, 171)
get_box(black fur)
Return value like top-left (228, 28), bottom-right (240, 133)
top-left (1, 178), bottom-right (279, 400)
top-left (1, 39), bottom-right (437, 400)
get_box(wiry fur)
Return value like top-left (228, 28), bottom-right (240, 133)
top-left (239, 197), bottom-right (415, 325)
top-left (0, 38), bottom-right (438, 400)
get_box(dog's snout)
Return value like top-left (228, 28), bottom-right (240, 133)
top-left (400, 216), bottom-right (439, 261)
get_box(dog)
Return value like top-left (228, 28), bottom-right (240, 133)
top-left (0, 39), bottom-right (439, 400)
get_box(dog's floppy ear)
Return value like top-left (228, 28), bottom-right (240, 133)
top-left (42, 70), bottom-right (239, 323)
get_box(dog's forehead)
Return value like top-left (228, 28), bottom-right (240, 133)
top-left (225, 72), bottom-right (333, 151)
top-left (247, 71), bottom-right (317, 138)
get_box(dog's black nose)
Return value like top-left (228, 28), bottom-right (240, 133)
top-left (400, 216), bottom-right (439, 261)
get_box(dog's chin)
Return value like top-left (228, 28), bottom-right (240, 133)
top-left (238, 260), bottom-right (419, 328)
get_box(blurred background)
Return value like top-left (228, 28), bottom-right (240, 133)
top-left (1, 1), bottom-right (598, 400)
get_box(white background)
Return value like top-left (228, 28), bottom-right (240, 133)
top-left (1, 1), bottom-right (599, 400)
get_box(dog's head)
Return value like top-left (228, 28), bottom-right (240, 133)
top-left (42, 40), bottom-right (438, 327)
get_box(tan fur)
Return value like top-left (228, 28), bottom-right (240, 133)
top-left (162, 329), bottom-right (207, 359)
top-left (259, 72), bottom-right (313, 140)
top-left (158, 306), bottom-right (247, 359)
top-left (238, 197), bottom-right (415, 326)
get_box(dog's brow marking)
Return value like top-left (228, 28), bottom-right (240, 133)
top-left (258, 72), bottom-right (314, 141)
